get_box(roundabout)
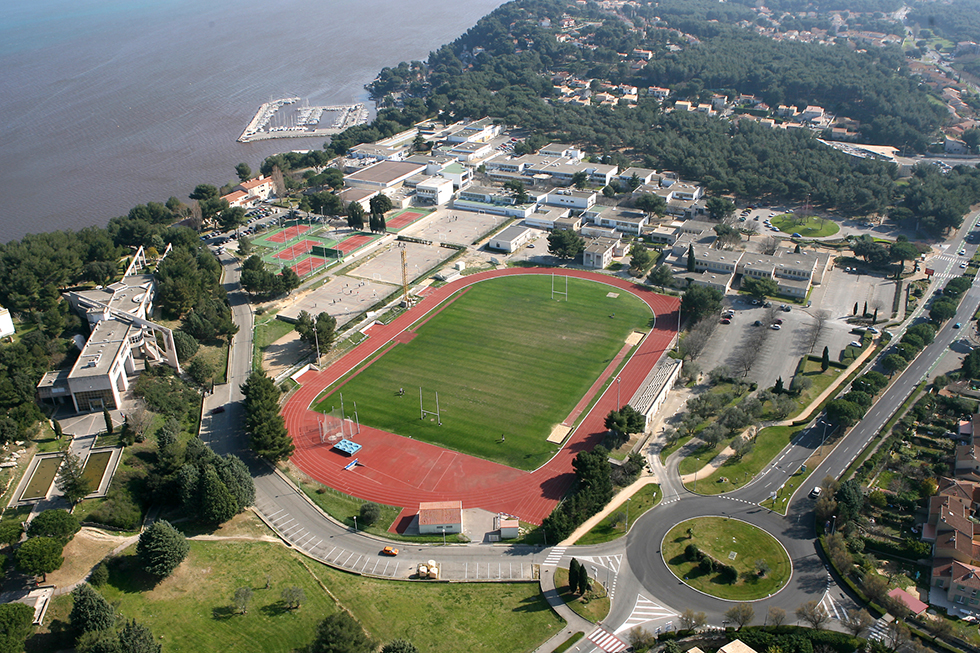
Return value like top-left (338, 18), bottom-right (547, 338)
top-left (662, 516), bottom-right (791, 602)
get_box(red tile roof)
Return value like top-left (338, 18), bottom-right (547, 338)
top-left (887, 588), bottom-right (928, 615)
top-left (418, 500), bottom-right (462, 526)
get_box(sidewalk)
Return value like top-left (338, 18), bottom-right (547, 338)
top-left (559, 475), bottom-right (658, 547)
top-left (679, 338), bottom-right (880, 484)
top-left (533, 565), bottom-right (595, 653)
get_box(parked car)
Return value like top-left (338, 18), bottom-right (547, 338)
top-left (753, 320), bottom-right (763, 326)
top-left (211, 405), bottom-right (226, 415)
top-left (721, 318), bottom-right (731, 324)
top-left (774, 318), bottom-right (783, 324)
top-left (849, 341), bottom-right (863, 347)
top-left (770, 324), bottom-right (781, 330)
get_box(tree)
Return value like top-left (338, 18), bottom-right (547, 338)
top-left (235, 163), bottom-right (252, 182)
top-left (304, 611), bottom-right (375, 653)
top-left (568, 558), bottom-right (580, 591)
top-left (117, 619), bottom-right (161, 653)
top-left (835, 478), bottom-right (864, 522)
top-left (706, 197), bottom-right (736, 220)
top-left (103, 408), bottom-right (113, 434)
top-left (628, 242), bottom-right (654, 275)
top-left (754, 558), bottom-right (771, 577)
top-left (634, 193), bottom-right (666, 216)
top-left (281, 586), bottom-right (305, 610)
top-left (187, 357), bottom-right (216, 387)
top-left (681, 285), bottom-right (723, 323)
top-left (547, 228), bottom-right (586, 260)
top-left (381, 641), bottom-right (419, 653)
top-left (199, 466), bottom-right (238, 525)
top-left (57, 450), bottom-right (94, 505)
top-left (346, 201), bottom-right (365, 230)
top-left (890, 240), bottom-right (919, 277)
top-left (577, 562), bottom-right (589, 595)
top-left (571, 170), bottom-right (589, 189)
top-left (882, 353), bottom-right (909, 377)
top-left (679, 609), bottom-right (707, 630)
top-left (795, 600), bottom-right (829, 629)
top-left (359, 502), bottom-right (381, 526)
top-left (218, 206), bottom-right (247, 232)
top-left (70, 584), bottom-right (115, 635)
top-left (821, 346), bottom-right (830, 371)
top-left (930, 297), bottom-right (957, 322)
top-left (502, 180), bottom-right (529, 204)
top-left (368, 193), bottom-right (392, 216)
top-left (648, 264), bottom-right (673, 291)
top-left (27, 509), bottom-right (80, 542)
top-left (189, 184), bottom-right (219, 201)
top-left (687, 244), bottom-right (696, 271)
top-left (137, 520), bottom-right (189, 579)
top-left (825, 399), bottom-right (863, 427)
top-left (0, 602), bottom-right (35, 653)
top-left (294, 311), bottom-right (338, 358)
top-left (741, 276), bottom-right (779, 298)
top-left (725, 603), bottom-right (754, 629)
top-left (216, 454), bottom-right (255, 512)
top-left (842, 608), bottom-right (874, 637)
top-left (16, 536), bottom-right (63, 581)
top-left (767, 606), bottom-right (786, 627)
top-left (233, 586), bottom-right (252, 615)
top-left (0, 521), bottom-right (23, 547)
top-left (241, 370), bottom-right (295, 463)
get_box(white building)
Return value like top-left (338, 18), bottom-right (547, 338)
top-left (416, 177), bottom-right (454, 205)
top-left (0, 306), bottom-right (14, 338)
top-left (63, 320), bottom-right (138, 413)
top-left (539, 143), bottom-right (585, 160)
top-left (237, 176), bottom-right (276, 201)
top-left (543, 189), bottom-right (597, 210)
top-left (488, 225), bottom-right (534, 252)
top-left (583, 236), bottom-right (620, 269)
top-left (418, 501), bottom-right (463, 535)
top-left (583, 207), bottom-right (648, 235)
top-left (454, 186), bottom-right (535, 218)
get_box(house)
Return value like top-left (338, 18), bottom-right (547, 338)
top-left (416, 177), bottom-right (454, 205)
top-left (618, 167), bottom-right (658, 187)
top-left (583, 236), bottom-right (621, 269)
top-left (237, 176), bottom-right (276, 201)
top-left (0, 306), bottom-right (14, 338)
top-left (220, 190), bottom-right (254, 209)
top-left (543, 189), bottom-right (596, 210)
top-left (800, 105), bottom-right (825, 122)
top-left (488, 226), bottom-right (534, 252)
top-left (631, 48), bottom-right (653, 60)
top-left (417, 501), bottom-right (462, 535)
top-left (649, 86), bottom-right (670, 101)
top-left (946, 136), bottom-right (970, 155)
top-left (674, 100), bottom-right (694, 112)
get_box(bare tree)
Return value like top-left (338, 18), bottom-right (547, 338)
top-left (841, 609), bottom-right (874, 637)
top-left (679, 608), bottom-right (707, 631)
top-left (886, 620), bottom-right (911, 651)
top-left (128, 401), bottom-right (153, 442)
top-left (743, 222), bottom-right (760, 240)
top-left (767, 606), bottom-right (786, 627)
top-left (796, 601), bottom-right (830, 629)
top-left (725, 603), bottom-right (755, 629)
top-left (761, 235), bottom-right (779, 255)
top-left (681, 318), bottom-right (717, 360)
top-left (807, 310), bottom-right (830, 353)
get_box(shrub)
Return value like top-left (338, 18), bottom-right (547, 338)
top-left (89, 561), bottom-right (109, 587)
top-left (359, 502), bottom-right (382, 527)
top-left (87, 489), bottom-right (142, 530)
top-left (685, 543), bottom-right (700, 561)
top-left (172, 331), bottom-right (200, 360)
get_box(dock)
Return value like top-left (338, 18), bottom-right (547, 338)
top-left (238, 100), bottom-right (368, 143)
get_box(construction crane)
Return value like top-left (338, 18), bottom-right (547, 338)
top-left (401, 247), bottom-right (409, 306)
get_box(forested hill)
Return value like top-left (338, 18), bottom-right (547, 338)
top-left (908, 0), bottom-right (980, 45)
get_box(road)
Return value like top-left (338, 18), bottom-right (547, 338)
top-left (194, 206), bottom-right (980, 651)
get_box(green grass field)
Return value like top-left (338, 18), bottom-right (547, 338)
top-left (34, 539), bottom-right (562, 653)
top-left (663, 517), bottom-right (791, 600)
top-left (687, 426), bottom-right (801, 494)
top-left (575, 483), bottom-right (661, 545)
top-left (770, 214), bottom-right (840, 238)
top-left (314, 276), bottom-right (652, 469)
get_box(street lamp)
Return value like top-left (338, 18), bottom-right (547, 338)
top-left (439, 526), bottom-right (446, 545)
top-left (353, 515), bottom-right (357, 532)
top-left (831, 515), bottom-right (837, 535)
top-left (625, 497), bottom-right (631, 533)
top-left (617, 376), bottom-right (621, 408)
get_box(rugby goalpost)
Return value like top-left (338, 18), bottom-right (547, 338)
top-left (551, 273), bottom-right (568, 301)
top-left (419, 387), bottom-right (442, 426)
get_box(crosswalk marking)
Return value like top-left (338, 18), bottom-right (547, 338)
top-left (819, 591), bottom-right (842, 620)
top-left (868, 617), bottom-right (889, 642)
top-left (575, 554), bottom-right (622, 573)
top-left (615, 595), bottom-right (678, 634)
top-left (587, 626), bottom-right (629, 653)
top-left (542, 546), bottom-right (567, 567)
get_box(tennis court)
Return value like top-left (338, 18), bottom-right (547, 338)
top-left (290, 256), bottom-right (329, 278)
top-left (274, 239), bottom-right (323, 261)
top-left (386, 208), bottom-right (432, 232)
top-left (266, 225), bottom-right (311, 243)
top-left (336, 233), bottom-right (377, 254)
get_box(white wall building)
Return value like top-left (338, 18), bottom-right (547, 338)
top-left (418, 501), bottom-right (463, 535)
top-left (488, 226), bottom-right (534, 252)
top-left (416, 177), bottom-right (454, 205)
top-left (543, 189), bottom-right (597, 210)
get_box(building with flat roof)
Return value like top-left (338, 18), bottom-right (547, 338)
top-left (539, 143), bottom-right (584, 160)
top-left (488, 226), bottom-right (534, 252)
top-left (65, 320), bottom-right (138, 412)
top-left (418, 500), bottom-right (463, 535)
top-left (583, 236), bottom-right (620, 269)
top-left (344, 160), bottom-right (426, 190)
top-left (543, 189), bottom-right (596, 210)
top-left (338, 187), bottom-right (377, 212)
top-left (583, 207), bottom-right (648, 235)
top-left (416, 177), bottom-right (454, 205)
top-left (525, 207), bottom-right (571, 230)
top-left (454, 186), bottom-right (535, 218)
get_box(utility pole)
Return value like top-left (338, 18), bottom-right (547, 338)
top-left (401, 248), bottom-right (409, 306)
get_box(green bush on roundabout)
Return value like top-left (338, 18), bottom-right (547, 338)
top-left (662, 517), bottom-right (791, 601)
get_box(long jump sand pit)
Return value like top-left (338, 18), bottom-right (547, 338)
top-left (406, 210), bottom-right (508, 246)
top-left (347, 241), bottom-right (454, 285)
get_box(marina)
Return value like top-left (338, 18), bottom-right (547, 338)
top-left (238, 98), bottom-right (369, 142)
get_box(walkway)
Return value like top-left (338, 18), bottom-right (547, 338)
top-left (282, 268), bottom-right (679, 525)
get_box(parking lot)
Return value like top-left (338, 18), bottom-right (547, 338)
top-left (695, 298), bottom-right (859, 389)
top-left (808, 266), bottom-right (897, 323)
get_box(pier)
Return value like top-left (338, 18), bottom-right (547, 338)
top-left (238, 100), bottom-right (368, 143)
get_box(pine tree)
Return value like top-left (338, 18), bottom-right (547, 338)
top-left (687, 244), bottom-right (696, 272)
top-left (568, 558), bottom-right (580, 591)
top-left (821, 346), bottom-right (830, 372)
top-left (863, 301), bottom-right (868, 317)
top-left (853, 302), bottom-right (858, 315)
top-left (773, 377), bottom-right (784, 393)
top-left (57, 450), bottom-right (93, 505)
top-left (873, 308), bottom-right (878, 324)
top-left (69, 583), bottom-right (115, 635)
top-left (199, 466), bottom-right (238, 525)
top-left (137, 520), bottom-right (189, 579)
top-left (103, 408), bottom-right (113, 435)
top-left (577, 563), bottom-right (589, 595)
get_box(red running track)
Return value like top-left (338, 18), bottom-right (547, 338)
top-left (282, 268), bottom-right (679, 525)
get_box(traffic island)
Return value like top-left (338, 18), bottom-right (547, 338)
top-left (662, 516), bottom-right (792, 601)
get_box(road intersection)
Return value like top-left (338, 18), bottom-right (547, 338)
top-left (199, 207), bottom-right (980, 652)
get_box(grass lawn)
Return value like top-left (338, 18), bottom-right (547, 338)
top-left (760, 359), bottom-right (842, 421)
top-left (253, 314), bottom-right (294, 370)
top-left (770, 214), bottom-right (840, 238)
top-left (575, 484), bottom-right (662, 545)
top-left (687, 426), bottom-right (801, 494)
top-left (553, 567), bottom-right (610, 623)
top-left (33, 540), bottom-right (563, 653)
top-left (313, 276), bottom-right (652, 470)
top-left (660, 434), bottom-right (692, 463)
top-left (678, 438), bottom-right (734, 477)
top-left (663, 517), bottom-right (791, 601)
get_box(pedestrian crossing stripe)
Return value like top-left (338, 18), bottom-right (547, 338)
top-left (542, 546), bottom-right (566, 567)
top-left (587, 626), bottom-right (629, 653)
top-left (616, 594), bottom-right (678, 634)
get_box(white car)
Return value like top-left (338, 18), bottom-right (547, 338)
top-left (770, 324), bottom-right (781, 330)
top-left (849, 341), bottom-right (863, 348)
